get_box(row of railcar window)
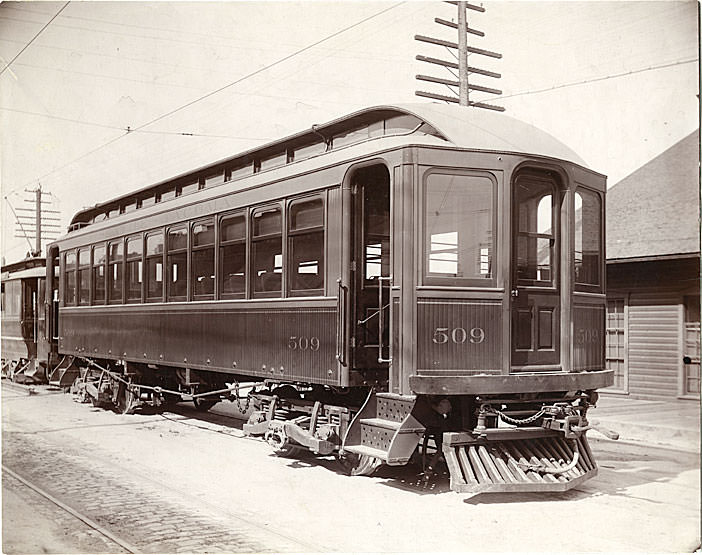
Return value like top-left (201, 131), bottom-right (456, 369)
top-left (62, 193), bottom-right (326, 306)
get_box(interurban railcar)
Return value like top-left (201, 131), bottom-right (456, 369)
top-left (43, 103), bottom-right (614, 493)
top-left (1, 256), bottom-right (50, 383)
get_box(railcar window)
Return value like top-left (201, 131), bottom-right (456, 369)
top-left (140, 195), bottom-right (156, 208)
top-left (126, 236), bottom-right (143, 302)
top-left (288, 198), bottom-right (324, 295)
top-left (63, 251), bottom-right (77, 305)
top-left (92, 245), bottom-right (106, 304)
top-left (78, 248), bottom-right (91, 305)
top-left (160, 189), bottom-right (177, 202)
top-left (178, 181), bottom-right (199, 197)
top-left (515, 179), bottom-right (555, 285)
top-left (259, 152), bottom-right (287, 172)
top-left (122, 200), bottom-right (137, 214)
top-left (167, 227), bottom-right (188, 301)
top-left (424, 173), bottom-right (495, 286)
top-left (252, 206), bottom-right (282, 297)
top-left (192, 220), bottom-right (215, 299)
top-left (220, 213), bottom-right (246, 298)
top-left (293, 141), bottom-right (327, 161)
top-left (203, 171), bottom-right (224, 188)
top-left (108, 240), bottom-right (124, 304)
top-left (574, 190), bottom-right (602, 290)
top-left (229, 163), bottom-right (252, 180)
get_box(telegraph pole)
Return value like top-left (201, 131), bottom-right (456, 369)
top-left (415, 1), bottom-right (504, 111)
top-left (10, 184), bottom-right (60, 257)
top-left (457, 1), bottom-right (469, 106)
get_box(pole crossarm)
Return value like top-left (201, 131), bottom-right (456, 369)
top-left (434, 17), bottom-right (484, 36)
top-left (445, 1), bottom-right (486, 12)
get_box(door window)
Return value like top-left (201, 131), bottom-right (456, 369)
top-left (515, 178), bottom-right (555, 285)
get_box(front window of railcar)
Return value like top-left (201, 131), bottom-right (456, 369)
top-left (423, 172), bottom-right (496, 286)
top-left (252, 206), bottom-right (282, 298)
top-left (574, 189), bottom-right (602, 290)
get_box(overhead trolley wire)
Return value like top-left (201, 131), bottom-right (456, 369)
top-left (5, 1), bottom-right (406, 197)
top-left (0, 2), bottom-right (70, 77)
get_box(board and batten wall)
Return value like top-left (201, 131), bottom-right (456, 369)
top-left (605, 258), bottom-right (700, 401)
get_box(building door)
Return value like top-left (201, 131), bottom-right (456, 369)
top-left (351, 165), bottom-right (391, 370)
top-left (683, 295), bottom-right (700, 398)
top-left (511, 172), bottom-right (561, 369)
top-left (605, 297), bottom-right (628, 393)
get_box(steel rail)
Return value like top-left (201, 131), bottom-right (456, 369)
top-left (2, 464), bottom-right (139, 553)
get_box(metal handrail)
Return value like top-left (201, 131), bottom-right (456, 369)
top-left (336, 279), bottom-right (347, 366)
top-left (377, 276), bottom-right (392, 364)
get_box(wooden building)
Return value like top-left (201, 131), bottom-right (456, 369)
top-left (605, 129), bottom-right (700, 400)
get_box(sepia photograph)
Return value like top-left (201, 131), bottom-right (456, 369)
top-left (0, 1), bottom-right (699, 552)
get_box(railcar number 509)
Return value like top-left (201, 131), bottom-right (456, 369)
top-left (288, 336), bottom-right (321, 351)
top-left (432, 327), bottom-right (485, 345)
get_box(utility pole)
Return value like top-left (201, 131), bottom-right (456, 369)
top-left (10, 184), bottom-right (61, 257)
top-left (415, 1), bottom-right (504, 111)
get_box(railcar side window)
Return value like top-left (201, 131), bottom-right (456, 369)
top-left (288, 197), bottom-right (324, 296)
top-left (63, 251), bottom-right (77, 305)
top-left (78, 248), bottom-right (91, 305)
top-left (145, 233), bottom-right (162, 301)
top-left (126, 236), bottom-right (143, 302)
top-left (167, 227), bottom-right (188, 301)
top-left (192, 219), bottom-right (215, 299)
top-left (252, 206), bottom-right (282, 297)
top-left (574, 189), bottom-right (602, 290)
top-left (220, 213), bottom-right (246, 299)
top-left (424, 173), bottom-right (495, 286)
top-left (92, 245), bottom-right (106, 304)
top-left (108, 240), bottom-right (124, 304)
top-left (515, 178), bottom-right (555, 285)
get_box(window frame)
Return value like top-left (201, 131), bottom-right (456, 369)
top-left (251, 203), bottom-right (284, 299)
top-left (574, 187), bottom-right (604, 293)
top-left (166, 225), bottom-right (188, 302)
top-left (219, 211), bottom-right (248, 300)
top-left (422, 169), bottom-right (498, 288)
top-left (287, 194), bottom-right (326, 297)
top-left (125, 234), bottom-right (144, 303)
top-left (91, 243), bottom-right (107, 305)
top-left (63, 250), bottom-right (77, 306)
top-left (191, 218), bottom-right (215, 300)
top-left (144, 230), bottom-right (163, 303)
top-left (77, 247), bottom-right (91, 306)
top-left (107, 238), bottom-right (124, 304)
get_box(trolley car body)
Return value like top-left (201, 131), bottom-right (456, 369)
top-left (1, 257), bottom-right (48, 382)
top-left (44, 104), bottom-right (614, 493)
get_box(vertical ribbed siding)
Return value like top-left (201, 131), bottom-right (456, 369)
top-left (627, 293), bottom-right (680, 399)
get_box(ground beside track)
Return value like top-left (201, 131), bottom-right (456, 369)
top-left (2, 383), bottom-right (700, 553)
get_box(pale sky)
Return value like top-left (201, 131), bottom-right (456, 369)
top-left (1, 1), bottom-right (699, 263)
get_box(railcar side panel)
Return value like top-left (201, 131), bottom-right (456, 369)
top-left (59, 301), bottom-right (340, 384)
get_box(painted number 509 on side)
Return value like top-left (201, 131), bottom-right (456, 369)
top-left (432, 327), bottom-right (485, 345)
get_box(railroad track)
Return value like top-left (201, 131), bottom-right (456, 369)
top-left (3, 465), bottom-right (136, 553)
top-left (2, 416), bottom-right (327, 553)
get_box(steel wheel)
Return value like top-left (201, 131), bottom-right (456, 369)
top-left (339, 452), bottom-right (382, 476)
top-left (115, 382), bottom-right (138, 414)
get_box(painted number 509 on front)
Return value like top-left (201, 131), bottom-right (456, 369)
top-left (432, 327), bottom-right (485, 345)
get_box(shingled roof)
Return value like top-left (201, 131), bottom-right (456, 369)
top-left (607, 129), bottom-right (700, 261)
